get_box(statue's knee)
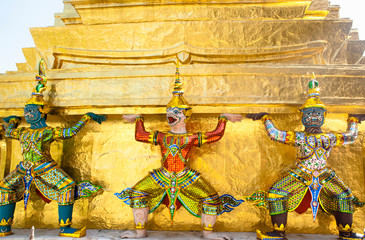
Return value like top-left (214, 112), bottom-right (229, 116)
top-left (130, 198), bottom-right (148, 209)
top-left (132, 207), bottom-right (149, 230)
top-left (267, 192), bottom-right (286, 199)
top-left (58, 187), bottom-right (75, 205)
top-left (267, 194), bottom-right (288, 215)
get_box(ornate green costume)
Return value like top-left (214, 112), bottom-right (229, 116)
top-left (0, 60), bottom-right (105, 238)
top-left (0, 115), bottom-right (99, 208)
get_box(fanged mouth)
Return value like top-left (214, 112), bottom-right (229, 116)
top-left (168, 117), bottom-right (177, 124)
top-left (311, 118), bottom-right (322, 123)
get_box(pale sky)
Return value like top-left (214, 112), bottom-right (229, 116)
top-left (0, 0), bottom-right (364, 73)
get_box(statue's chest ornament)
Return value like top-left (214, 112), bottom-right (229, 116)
top-left (300, 135), bottom-right (331, 159)
top-left (306, 135), bottom-right (317, 148)
top-left (20, 131), bottom-right (44, 156)
top-left (168, 144), bottom-right (180, 157)
top-left (163, 136), bottom-right (189, 157)
top-left (314, 147), bottom-right (325, 159)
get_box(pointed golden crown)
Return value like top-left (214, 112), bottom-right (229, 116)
top-left (299, 73), bottom-right (326, 111)
top-left (166, 61), bottom-right (190, 110)
top-left (25, 59), bottom-right (50, 114)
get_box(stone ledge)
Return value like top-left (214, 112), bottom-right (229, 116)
top-left (4, 229), bottom-right (338, 240)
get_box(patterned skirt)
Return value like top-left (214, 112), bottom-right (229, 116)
top-left (247, 164), bottom-right (364, 215)
top-left (0, 161), bottom-right (101, 209)
top-left (115, 167), bottom-right (242, 222)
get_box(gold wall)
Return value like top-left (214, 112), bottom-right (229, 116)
top-left (1, 113), bottom-right (363, 234)
top-left (0, 0), bottom-right (365, 234)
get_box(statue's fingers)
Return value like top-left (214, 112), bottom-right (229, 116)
top-left (236, 115), bottom-right (243, 120)
top-left (98, 115), bottom-right (106, 124)
top-left (245, 114), bottom-right (255, 120)
top-left (122, 115), bottom-right (132, 121)
top-left (122, 116), bottom-right (135, 123)
top-left (232, 116), bottom-right (242, 122)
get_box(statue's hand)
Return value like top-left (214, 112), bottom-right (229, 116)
top-left (220, 113), bottom-right (243, 123)
top-left (349, 114), bottom-right (365, 124)
top-left (246, 112), bottom-right (269, 121)
top-left (3, 116), bottom-right (21, 124)
top-left (86, 113), bottom-right (107, 124)
top-left (122, 114), bottom-right (142, 123)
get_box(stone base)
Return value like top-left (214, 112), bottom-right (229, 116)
top-left (3, 229), bottom-right (338, 239)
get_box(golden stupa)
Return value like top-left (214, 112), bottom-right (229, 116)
top-left (0, 0), bottom-right (364, 234)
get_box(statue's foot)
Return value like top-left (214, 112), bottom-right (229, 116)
top-left (339, 231), bottom-right (365, 240)
top-left (0, 231), bottom-right (13, 237)
top-left (256, 229), bottom-right (287, 240)
top-left (0, 226), bottom-right (13, 237)
top-left (120, 229), bottom-right (147, 238)
top-left (59, 226), bottom-right (86, 238)
top-left (202, 230), bottom-right (232, 240)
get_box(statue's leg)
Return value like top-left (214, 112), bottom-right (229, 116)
top-left (0, 167), bottom-right (23, 237)
top-left (335, 211), bottom-right (364, 239)
top-left (256, 203), bottom-right (288, 239)
top-left (40, 167), bottom-right (86, 238)
top-left (188, 176), bottom-right (232, 240)
top-left (269, 212), bottom-right (288, 236)
top-left (0, 203), bottom-right (15, 237)
top-left (118, 174), bottom-right (165, 239)
top-left (256, 174), bottom-right (294, 240)
top-left (121, 207), bottom-right (149, 238)
top-left (132, 207), bottom-right (149, 237)
top-left (36, 165), bottom-right (101, 237)
top-left (58, 204), bottom-right (86, 238)
top-left (201, 213), bottom-right (232, 240)
top-left (321, 172), bottom-right (364, 239)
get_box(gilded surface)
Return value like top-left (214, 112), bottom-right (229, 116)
top-left (0, 114), bottom-right (362, 234)
top-left (0, 0), bottom-right (364, 235)
top-left (1, 65), bottom-right (365, 115)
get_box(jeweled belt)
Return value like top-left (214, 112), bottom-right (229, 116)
top-left (160, 166), bottom-right (189, 178)
top-left (295, 162), bottom-right (327, 178)
top-left (18, 161), bottom-right (57, 175)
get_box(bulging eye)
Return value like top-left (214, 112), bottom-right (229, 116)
top-left (173, 110), bottom-right (179, 114)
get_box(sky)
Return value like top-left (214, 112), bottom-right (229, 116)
top-left (0, 0), bottom-right (364, 73)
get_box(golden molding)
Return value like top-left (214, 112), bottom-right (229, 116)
top-left (52, 41), bottom-right (326, 69)
top-left (1, 104), bottom-right (365, 117)
top-left (70, 0), bottom-right (312, 7)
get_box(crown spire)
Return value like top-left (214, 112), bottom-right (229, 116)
top-left (25, 59), bottom-right (50, 114)
top-left (166, 61), bottom-right (190, 110)
top-left (172, 61), bottom-right (183, 96)
top-left (299, 73), bottom-right (326, 111)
